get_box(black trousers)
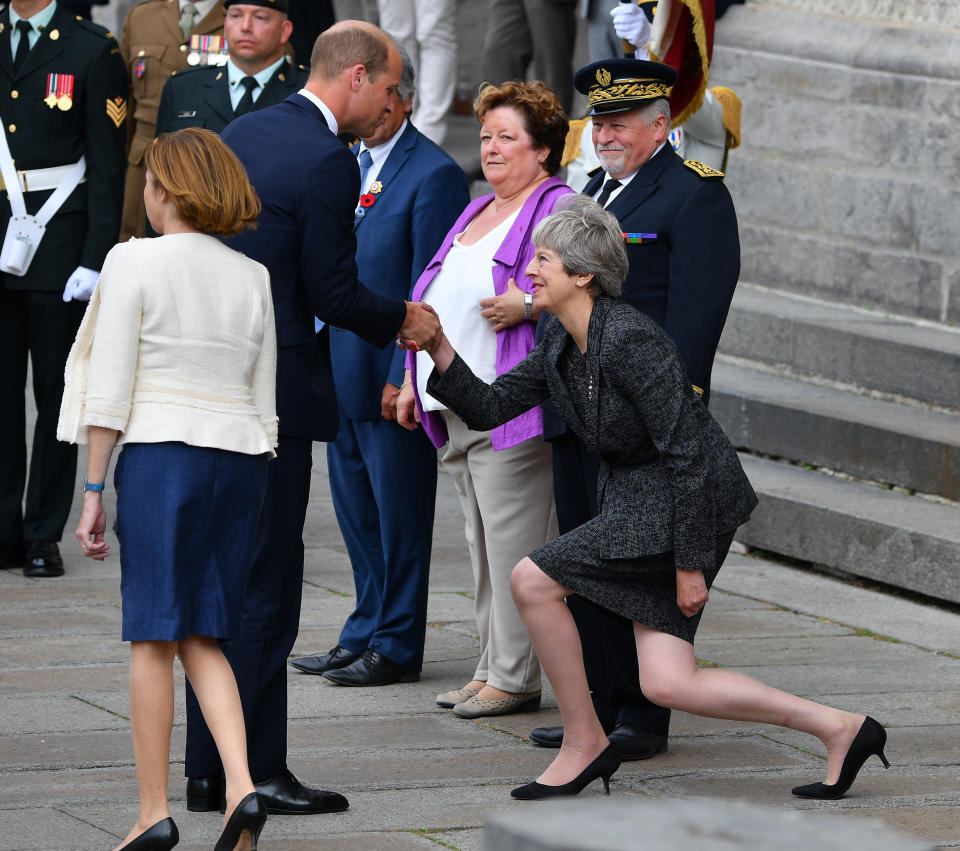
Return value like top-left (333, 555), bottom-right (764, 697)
top-left (0, 289), bottom-right (86, 545)
top-left (551, 430), bottom-right (671, 736)
top-left (185, 434), bottom-right (313, 782)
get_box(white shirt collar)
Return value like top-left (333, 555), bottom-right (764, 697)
top-left (297, 89), bottom-right (338, 135)
top-left (227, 56), bottom-right (286, 91)
top-left (595, 140), bottom-right (668, 202)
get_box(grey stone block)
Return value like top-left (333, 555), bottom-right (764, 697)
top-left (736, 455), bottom-right (960, 604)
top-left (711, 361), bottom-right (960, 499)
top-left (483, 799), bottom-right (935, 851)
top-left (718, 285), bottom-right (960, 407)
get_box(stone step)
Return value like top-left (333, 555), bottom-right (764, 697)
top-left (711, 361), bottom-right (960, 500)
top-left (717, 285), bottom-right (960, 409)
top-left (735, 454), bottom-right (960, 606)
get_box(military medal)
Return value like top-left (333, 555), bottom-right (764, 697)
top-left (621, 232), bottom-right (656, 243)
top-left (45, 73), bottom-right (75, 111)
top-left (369, 181), bottom-right (383, 194)
top-left (187, 34), bottom-right (202, 65)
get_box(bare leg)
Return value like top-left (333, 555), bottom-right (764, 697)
top-left (511, 558), bottom-right (610, 785)
top-left (114, 640), bottom-right (177, 851)
top-left (177, 635), bottom-right (256, 824)
top-left (634, 624), bottom-right (865, 784)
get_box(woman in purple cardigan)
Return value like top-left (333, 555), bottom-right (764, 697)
top-left (397, 81), bottom-right (573, 718)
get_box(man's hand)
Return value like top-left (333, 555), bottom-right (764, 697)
top-left (479, 277), bottom-right (530, 333)
top-left (381, 381), bottom-right (401, 421)
top-left (399, 301), bottom-right (440, 351)
top-left (396, 378), bottom-right (420, 431)
top-left (62, 266), bottom-right (99, 302)
top-left (611, 2), bottom-right (652, 50)
top-left (676, 569), bottom-right (709, 617)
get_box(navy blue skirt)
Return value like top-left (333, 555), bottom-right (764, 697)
top-left (115, 442), bottom-right (269, 642)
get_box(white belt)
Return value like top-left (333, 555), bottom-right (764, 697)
top-left (0, 164), bottom-right (87, 193)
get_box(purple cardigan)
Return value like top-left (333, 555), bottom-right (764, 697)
top-left (407, 176), bottom-right (574, 450)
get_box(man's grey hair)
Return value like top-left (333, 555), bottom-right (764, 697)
top-left (397, 44), bottom-right (416, 102)
top-left (531, 195), bottom-right (627, 299)
top-left (637, 97), bottom-right (671, 125)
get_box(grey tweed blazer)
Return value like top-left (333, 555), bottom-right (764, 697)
top-left (427, 297), bottom-right (758, 573)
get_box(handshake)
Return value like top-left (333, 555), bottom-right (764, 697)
top-left (397, 301), bottom-right (443, 353)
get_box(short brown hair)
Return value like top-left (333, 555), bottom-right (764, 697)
top-left (474, 80), bottom-right (569, 176)
top-left (309, 21), bottom-right (392, 82)
top-left (146, 128), bottom-right (260, 237)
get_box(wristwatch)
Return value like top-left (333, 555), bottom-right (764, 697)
top-left (83, 478), bottom-right (105, 493)
top-left (523, 291), bottom-right (533, 321)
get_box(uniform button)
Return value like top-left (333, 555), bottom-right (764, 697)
top-left (179, 44), bottom-right (187, 52)
top-left (10, 90), bottom-right (18, 99)
top-left (8, 124), bottom-right (15, 133)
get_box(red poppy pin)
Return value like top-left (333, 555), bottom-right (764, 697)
top-left (359, 193), bottom-right (376, 208)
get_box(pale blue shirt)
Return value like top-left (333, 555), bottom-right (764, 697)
top-left (226, 57), bottom-right (286, 110)
top-left (9, 0), bottom-right (57, 56)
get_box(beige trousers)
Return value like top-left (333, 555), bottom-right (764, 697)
top-left (440, 412), bottom-right (558, 693)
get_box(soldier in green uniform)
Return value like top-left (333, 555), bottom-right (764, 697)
top-left (157, 0), bottom-right (306, 136)
top-left (0, 0), bottom-right (126, 576)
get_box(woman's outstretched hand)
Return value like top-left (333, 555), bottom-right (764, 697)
top-left (676, 569), bottom-right (709, 617)
top-left (76, 493), bottom-right (110, 560)
top-left (480, 277), bottom-right (531, 332)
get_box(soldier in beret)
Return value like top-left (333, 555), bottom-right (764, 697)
top-left (118, 0), bottom-right (225, 241)
top-left (157, 0), bottom-right (306, 136)
top-left (527, 57), bottom-right (742, 760)
top-left (0, 0), bottom-right (126, 577)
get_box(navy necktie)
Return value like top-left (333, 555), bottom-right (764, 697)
top-left (357, 148), bottom-right (374, 193)
top-left (13, 20), bottom-right (32, 73)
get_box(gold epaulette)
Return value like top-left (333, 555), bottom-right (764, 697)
top-left (561, 117), bottom-right (590, 168)
top-left (684, 160), bottom-right (724, 179)
top-left (710, 86), bottom-right (742, 149)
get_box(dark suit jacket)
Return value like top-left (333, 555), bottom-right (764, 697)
top-left (428, 297), bottom-right (757, 572)
top-left (221, 93), bottom-right (407, 441)
top-left (581, 143), bottom-right (740, 404)
top-left (330, 121), bottom-right (468, 422)
top-left (155, 59), bottom-right (307, 136)
top-left (0, 7), bottom-right (126, 290)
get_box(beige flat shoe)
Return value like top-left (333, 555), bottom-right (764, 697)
top-left (452, 691), bottom-right (541, 718)
top-left (436, 685), bottom-right (482, 708)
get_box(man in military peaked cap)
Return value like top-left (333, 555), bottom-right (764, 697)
top-left (527, 56), bottom-right (742, 760)
top-left (0, 0), bottom-right (126, 577)
top-left (157, 0), bottom-right (306, 135)
top-left (118, 0), bottom-right (225, 240)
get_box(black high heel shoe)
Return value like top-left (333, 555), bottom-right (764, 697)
top-left (213, 792), bottom-right (267, 851)
top-left (511, 743), bottom-right (621, 800)
top-left (792, 716), bottom-right (890, 800)
top-left (117, 817), bottom-right (178, 850)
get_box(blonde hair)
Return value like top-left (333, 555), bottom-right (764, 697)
top-left (146, 128), bottom-right (260, 237)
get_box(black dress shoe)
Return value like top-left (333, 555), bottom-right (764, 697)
top-left (607, 724), bottom-right (668, 761)
top-left (185, 774), bottom-right (224, 812)
top-left (0, 540), bottom-right (25, 570)
top-left (529, 725), bottom-right (563, 748)
top-left (322, 648), bottom-right (419, 687)
top-left (23, 541), bottom-right (64, 577)
top-left (254, 769), bottom-right (349, 815)
top-left (290, 644), bottom-right (361, 675)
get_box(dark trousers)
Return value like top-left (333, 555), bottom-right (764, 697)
top-left (551, 430), bottom-right (671, 736)
top-left (185, 434), bottom-right (312, 782)
top-left (327, 409), bottom-right (436, 671)
top-left (482, 0), bottom-right (577, 113)
top-left (0, 289), bottom-right (86, 545)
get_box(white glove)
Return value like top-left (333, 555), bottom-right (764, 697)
top-left (62, 266), bottom-right (99, 302)
top-left (610, 3), bottom-right (652, 51)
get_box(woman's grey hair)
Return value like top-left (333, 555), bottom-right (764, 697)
top-left (397, 45), bottom-right (416, 102)
top-left (531, 195), bottom-right (628, 298)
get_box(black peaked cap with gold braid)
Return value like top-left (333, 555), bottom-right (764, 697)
top-left (574, 58), bottom-right (679, 116)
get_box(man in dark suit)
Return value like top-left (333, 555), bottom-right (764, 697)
top-left (156, 0), bottom-right (306, 136)
top-left (184, 19), bottom-right (440, 817)
top-left (0, 0), bottom-right (126, 577)
top-left (290, 48), bottom-right (468, 687)
top-left (528, 58), bottom-right (741, 756)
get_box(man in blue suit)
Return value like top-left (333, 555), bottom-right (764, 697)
top-left (184, 21), bottom-right (441, 817)
top-left (291, 50), bottom-right (468, 686)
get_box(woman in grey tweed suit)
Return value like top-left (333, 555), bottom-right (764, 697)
top-left (407, 196), bottom-right (888, 801)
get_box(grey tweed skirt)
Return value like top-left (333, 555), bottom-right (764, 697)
top-left (529, 521), bottom-right (736, 644)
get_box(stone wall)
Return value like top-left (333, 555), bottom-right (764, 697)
top-left (711, 4), bottom-right (960, 324)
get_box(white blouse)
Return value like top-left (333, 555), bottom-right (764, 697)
top-left (59, 233), bottom-right (278, 458)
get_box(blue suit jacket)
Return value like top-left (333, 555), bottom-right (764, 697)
top-left (330, 121), bottom-right (469, 422)
top-left (221, 94), bottom-right (407, 441)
